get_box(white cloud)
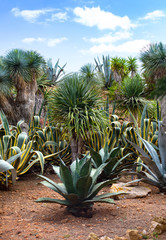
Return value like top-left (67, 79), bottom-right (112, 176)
top-left (73, 6), bottom-right (135, 30)
top-left (47, 12), bottom-right (68, 22)
top-left (85, 39), bottom-right (150, 54)
top-left (84, 31), bottom-right (132, 44)
top-left (142, 10), bottom-right (166, 20)
top-left (11, 8), bottom-right (54, 23)
top-left (22, 37), bottom-right (45, 43)
top-left (47, 37), bottom-right (67, 47)
top-left (115, 39), bottom-right (150, 53)
top-left (22, 37), bottom-right (67, 47)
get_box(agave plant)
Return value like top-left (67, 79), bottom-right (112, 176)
top-left (33, 125), bottom-right (72, 165)
top-left (36, 156), bottom-right (124, 217)
top-left (0, 112), bottom-right (45, 176)
top-left (94, 55), bottom-right (113, 88)
top-left (128, 123), bottom-right (166, 192)
top-left (46, 58), bottom-right (66, 84)
top-left (0, 152), bottom-right (23, 189)
top-left (89, 143), bottom-right (132, 181)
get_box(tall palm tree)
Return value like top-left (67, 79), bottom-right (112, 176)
top-left (110, 57), bottom-right (128, 84)
top-left (127, 57), bottom-right (138, 78)
top-left (48, 73), bottom-right (106, 161)
top-left (0, 49), bottom-right (45, 125)
top-left (140, 42), bottom-right (166, 125)
top-left (0, 65), bottom-right (15, 120)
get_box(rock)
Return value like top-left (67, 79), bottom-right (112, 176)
top-left (113, 236), bottom-right (128, 240)
top-left (142, 229), bottom-right (147, 235)
top-left (126, 229), bottom-right (142, 240)
top-left (149, 221), bottom-right (163, 234)
top-left (100, 236), bottom-right (113, 240)
top-left (87, 232), bottom-right (99, 240)
top-left (110, 183), bottom-right (151, 199)
top-left (153, 217), bottom-right (166, 230)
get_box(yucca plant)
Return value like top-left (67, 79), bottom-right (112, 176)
top-left (127, 123), bottom-right (166, 192)
top-left (89, 142), bottom-right (132, 181)
top-left (115, 75), bottom-right (147, 121)
top-left (36, 156), bottom-right (124, 217)
top-left (48, 73), bottom-right (107, 162)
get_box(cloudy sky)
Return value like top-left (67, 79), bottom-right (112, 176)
top-left (0, 0), bottom-right (166, 72)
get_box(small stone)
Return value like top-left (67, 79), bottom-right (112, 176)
top-left (126, 229), bottom-right (142, 240)
top-left (149, 221), bottom-right (163, 234)
top-left (61, 219), bottom-right (69, 223)
top-left (113, 236), bottom-right (128, 240)
top-left (87, 232), bottom-right (99, 240)
top-left (142, 229), bottom-right (147, 235)
top-left (153, 217), bottom-right (166, 230)
top-left (100, 236), bottom-right (113, 240)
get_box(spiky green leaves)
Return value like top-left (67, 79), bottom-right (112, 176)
top-left (129, 124), bottom-right (166, 191)
top-left (3, 49), bottom-right (45, 83)
top-left (89, 143), bottom-right (131, 180)
top-left (36, 157), bottom-right (124, 216)
top-left (48, 73), bottom-right (107, 139)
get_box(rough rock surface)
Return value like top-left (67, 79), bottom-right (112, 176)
top-left (110, 182), bottom-right (151, 199)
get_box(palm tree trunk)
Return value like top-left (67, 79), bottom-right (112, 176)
top-left (0, 95), bottom-right (17, 125)
top-left (113, 71), bottom-right (121, 84)
top-left (15, 77), bottom-right (38, 123)
top-left (70, 137), bottom-right (78, 162)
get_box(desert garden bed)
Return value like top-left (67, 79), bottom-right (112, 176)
top-left (1, 173), bottom-right (166, 240)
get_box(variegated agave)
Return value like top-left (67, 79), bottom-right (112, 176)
top-left (128, 123), bottom-right (166, 192)
top-left (0, 111), bottom-right (45, 187)
top-left (0, 152), bottom-right (23, 189)
top-left (36, 156), bottom-right (124, 217)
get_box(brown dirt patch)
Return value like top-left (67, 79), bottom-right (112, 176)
top-left (0, 173), bottom-right (166, 240)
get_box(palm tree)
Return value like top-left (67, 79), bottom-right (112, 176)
top-left (110, 57), bottom-right (128, 84)
top-left (48, 73), bottom-right (106, 161)
top-left (0, 49), bottom-right (45, 125)
top-left (0, 65), bottom-right (15, 121)
top-left (140, 42), bottom-right (166, 125)
top-left (127, 57), bottom-right (138, 78)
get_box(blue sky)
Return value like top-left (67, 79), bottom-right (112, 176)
top-left (0, 0), bottom-right (166, 72)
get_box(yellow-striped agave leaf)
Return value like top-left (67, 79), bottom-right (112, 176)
top-left (17, 150), bottom-right (44, 175)
top-left (14, 132), bottom-right (28, 151)
top-left (28, 116), bottom-right (41, 137)
top-left (6, 146), bottom-right (21, 169)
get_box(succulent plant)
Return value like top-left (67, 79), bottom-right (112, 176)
top-left (128, 123), bottom-right (166, 192)
top-left (89, 142), bottom-right (132, 181)
top-left (36, 156), bottom-right (124, 217)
